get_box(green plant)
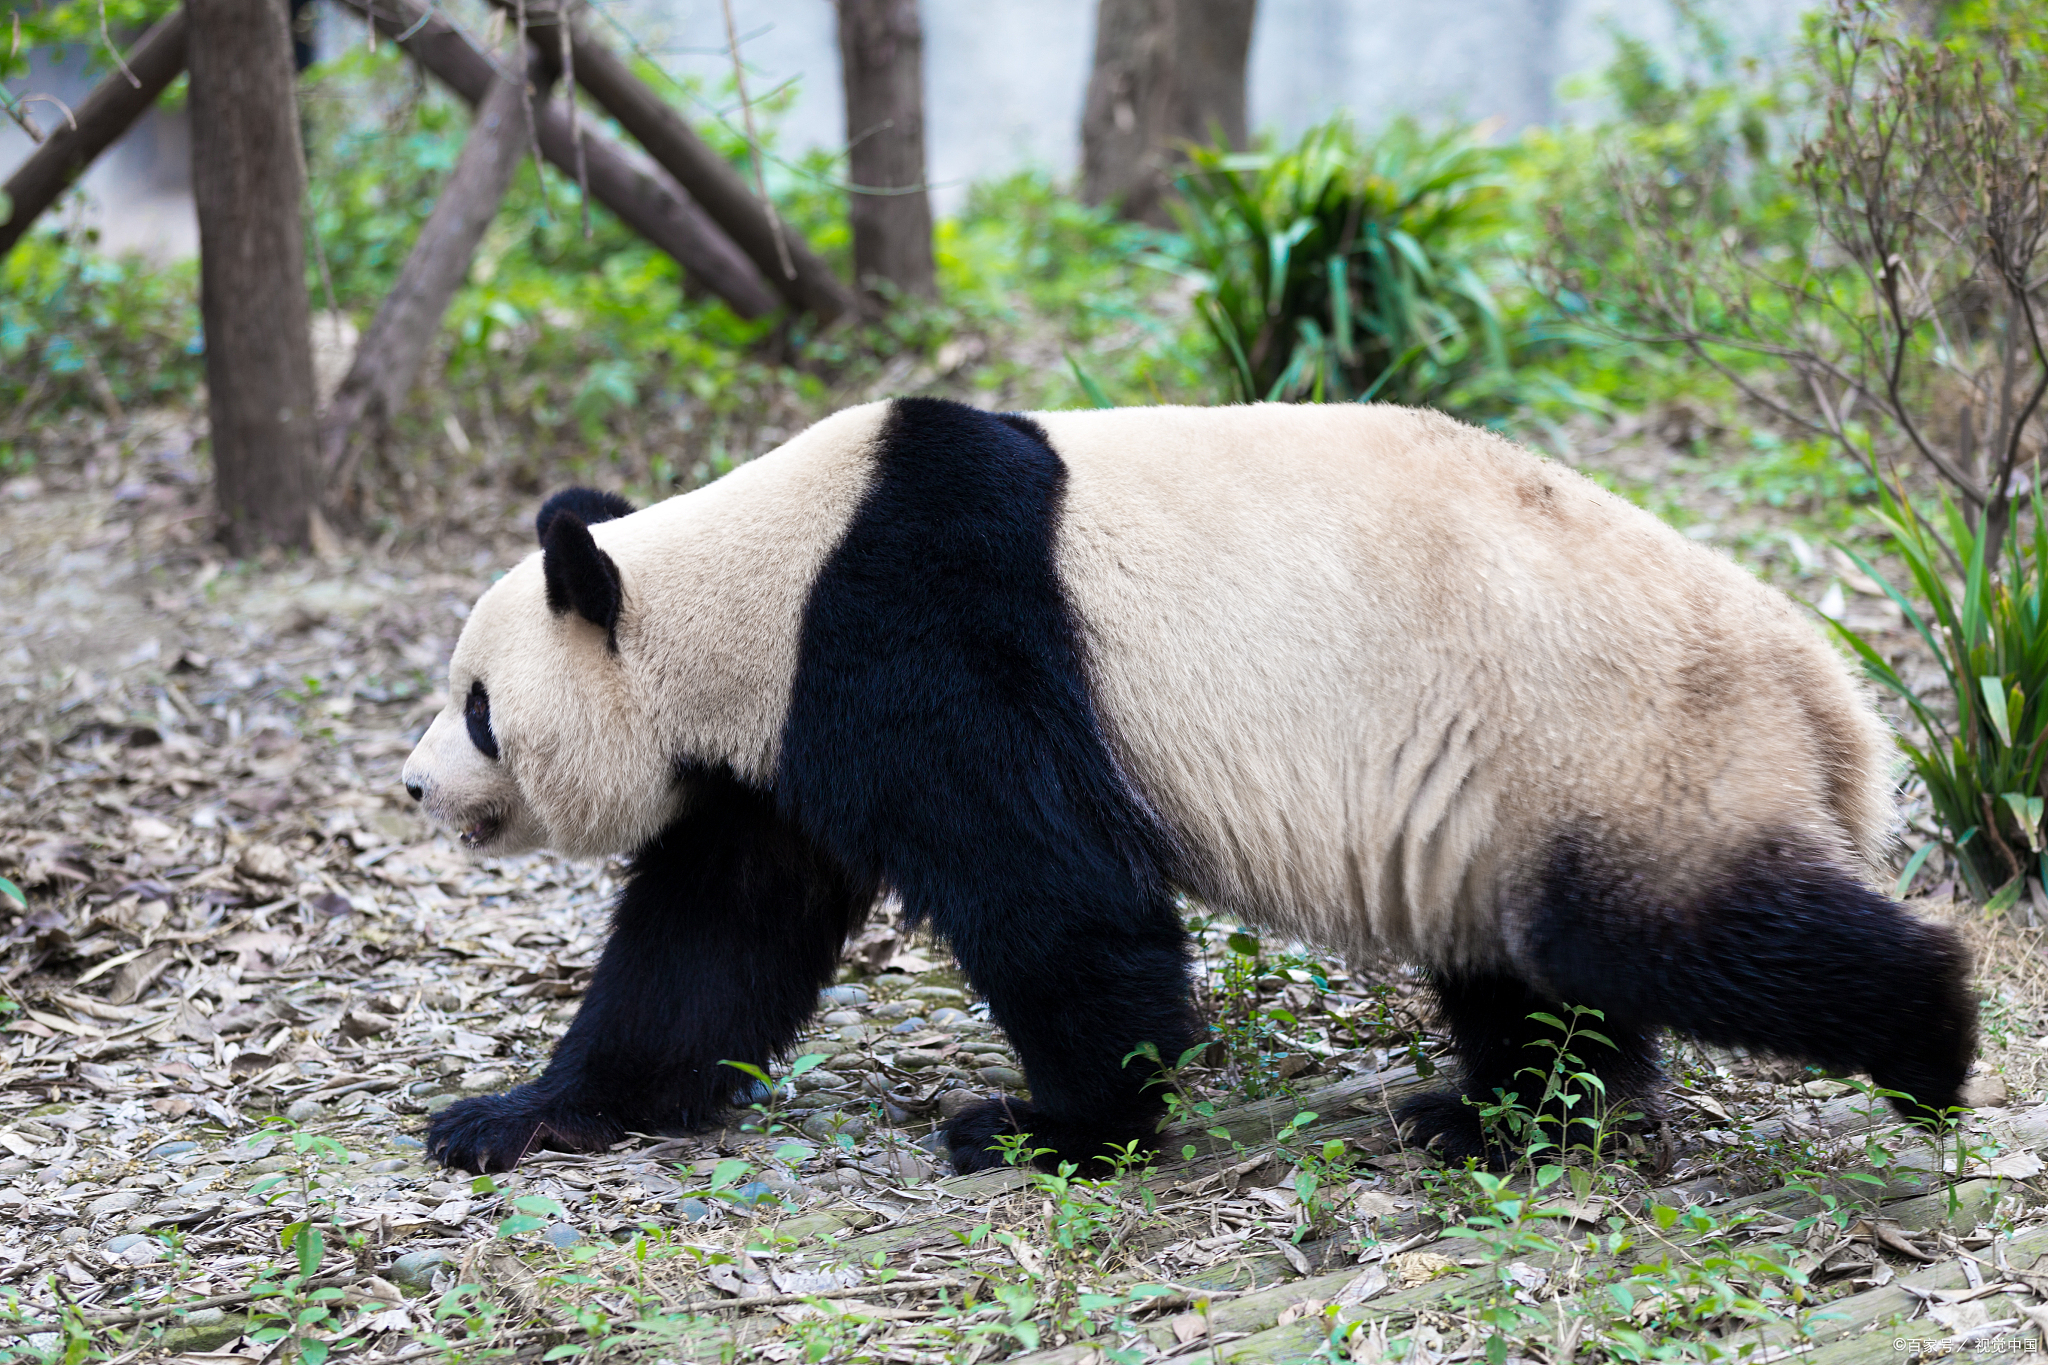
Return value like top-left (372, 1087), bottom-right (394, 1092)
top-left (1827, 478), bottom-right (2048, 910)
top-left (1474, 1006), bottom-right (1639, 1165)
top-left (243, 1123), bottom-right (371, 1362)
top-left (1169, 117), bottom-right (1515, 409)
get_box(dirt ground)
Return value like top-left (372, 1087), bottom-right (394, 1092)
top-left (6, 406), bottom-right (2048, 1364)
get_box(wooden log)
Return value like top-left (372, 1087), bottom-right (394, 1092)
top-left (188, 0), bottom-right (323, 554)
top-left (834, 0), bottom-right (936, 301)
top-left (334, 0), bottom-right (776, 320)
top-left (320, 55), bottom-right (550, 481)
top-left (545, 11), bottom-right (861, 323)
top-left (0, 10), bottom-right (188, 259)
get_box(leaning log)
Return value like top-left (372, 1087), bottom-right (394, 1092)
top-left (0, 10), bottom-right (188, 259)
top-left (336, 0), bottom-right (777, 320)
top-left (542, 11), bottom-right (862, 323)
top-left (321, 55), bottom-right (551, 481)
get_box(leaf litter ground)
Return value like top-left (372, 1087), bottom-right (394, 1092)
top-left (7, 412), bottom-right (2048, 1363)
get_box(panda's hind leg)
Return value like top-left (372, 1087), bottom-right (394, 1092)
top-left (1523, 833), bottom-right (1977, 1127)
top-left (1396, 970), bottom-right (1665, 1166)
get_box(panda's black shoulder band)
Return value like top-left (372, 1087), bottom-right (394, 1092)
top-left (541, 512), bottom-right (624, 650)
top-left (536, 487), bottom-right (635, 544)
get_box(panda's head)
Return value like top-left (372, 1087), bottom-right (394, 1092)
top-left (401, 488), bottom-right (687, 860)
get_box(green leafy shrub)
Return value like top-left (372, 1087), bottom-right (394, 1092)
top-left (1829, 482), bottom-right (2048, 910)
top-left (1168, 117), bottom-right (1516, 409)
top-left (0, 228), bottom-right (203, 449)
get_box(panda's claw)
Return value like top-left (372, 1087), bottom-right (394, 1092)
top-left (426, 1086), bottom-right (619, 1174)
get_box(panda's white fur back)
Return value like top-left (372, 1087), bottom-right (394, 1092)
top-left (1036, 403), bottom-right (1895, 969)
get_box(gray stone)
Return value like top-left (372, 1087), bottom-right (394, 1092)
top-left (818, 985), bottom-right (869, 1008)
top-left (423, 1093), bottom-right (459, 1114)
top-left (887, 1018), bottom-right (926, 1034)
top-left (819, 1009), bottom-right (862, 1026)
top-left (792, 1069), bottom-right (850, 1092)
top-left (284, 1098), bottom-right (325, 1124)
top-left (460, 1069), bottom-right (507, 1093)
top-left (543, 1223), bottom-right (582, 1248)
top-left (893, 1049), bottom-right (946, 1070)
top-left (728, 1181), bottom-right (774, 1207)
top-left (88, 1191), bottom-right (143, 1218)
top-left (936, 1089), bottom-right (984, 1120)
top-left (407, 1081), bottom-right (441, 1097)
top-left (391, 1135), bottom-right (426, 1150)
top-left (388, 1249), bottom-right (455, 1288)
top-left (976, 1066), bottom-right (1026, 1089)
top-left (364, 1158), bottom-right (411, 1173)
top-left (680, 1198), bottom-right (713, 1222)
top-left (102, 1233), bottom-right (151, 1253)
top-left (927, 1008), bottom-right (972, 1027)
top-left (801, 1112), bottom-right (870, 1144)
top-left (906, 986), bottom-right (966, 1006)
top-left (870, 1002), bottom-right (920, 1020)
top-left (147, 1141), bottom-right (198, 1159)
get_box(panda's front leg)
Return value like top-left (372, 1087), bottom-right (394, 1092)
top-left (939, 899), bottom-right (1201, 1175)
top-left (427, 776), bottom-right (875, 1174)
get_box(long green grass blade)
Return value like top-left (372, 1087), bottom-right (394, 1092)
top-left (1893, 842), bottom-right (1938, 900)
top-left (1983, 676), bottom-right (2015, 749)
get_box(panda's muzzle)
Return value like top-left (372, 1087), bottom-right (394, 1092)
top-left (459, 814), bottom-right (504, 849)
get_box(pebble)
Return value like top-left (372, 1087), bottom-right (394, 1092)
top-left (906, 986), bottom-right (966, 1006)
top-left (430, 1198), bottom-right (472, 1225)
top-left (392, 1135), bottom-right (426, 1150)
top-left (388, 1249), bottom-right (455, 1288)
top-left (284, 1098), bottom-right (325, 1124)
top-left (424, 1094), bottom-right (459, 1114)
top-left (801, 1112), bottom-right (869, 1144)
top-left (936, 1090), bottom-right (984, 1120)
top-left (461, 1070), bottom-right (508, 1093)
top-left (893, 1049), bottom-right (947, 1070)
top-left (88, 1191), bottom-right (143, 1218)
top-left (880, 1149), bottom-right (934, 1182)
top-left (147, 1141), bottom-right (198, 1160)
top-left (680, 1198), bottom-right (713, 1222)
top-left (927, 1008), bottom-right (972, 1026)
top-left (103, 1233), bottom-right (161, 1264)
top-left (364, 1158), bottom-right (411, 1173)
top-left (819, 1009), bottom-right (862, 1026)
top-left (976, 1066), bottom-right (1026, 1089)
top-left (818, 985), bottom-right (870, 1008)
top-left (793, 1070), bottom-right (851, 1092)
top-left (870, 1002), bottom-right (920, 1021)
top-left (888, 1018), bottom-right (926, 1034)
top-left (728, 1181), bottom-right (774, 1207)
top-left (406, 1081), bottom-right (442, 1097)
top-left (543, 1223), bottom-right (582, 1248)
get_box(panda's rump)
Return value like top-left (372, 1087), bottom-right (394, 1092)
top-left (1034, 403), bottom-right (1885, 967)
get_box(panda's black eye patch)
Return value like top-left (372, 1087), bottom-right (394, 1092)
top-left (465, 680), bottom-right (500, 761)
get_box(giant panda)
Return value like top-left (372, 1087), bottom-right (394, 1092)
top-left (401, 396), bottom-right (1976, 1175)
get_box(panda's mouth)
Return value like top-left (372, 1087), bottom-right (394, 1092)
top-left (458, 815), bottom-right (503, 849)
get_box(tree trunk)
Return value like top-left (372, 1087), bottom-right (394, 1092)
top-left (0, 10), bottom-right (188, 259)
top-left (320, 54), bottom-right (552, 484)
top-left (1080, 0), bottom-right (1256, 225)
top-left (834, 0), bottom-right (935, 302)
top-left (552, 12), bottom-right (861, 323)
top-left (186, 0), bottom-right (322, 555)
top-left (334, 0), bottom-right (776, 320)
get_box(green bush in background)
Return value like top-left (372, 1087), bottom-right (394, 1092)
top-left (1168, 117), bottom-right (1515, 410)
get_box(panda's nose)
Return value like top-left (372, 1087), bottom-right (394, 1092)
top-left (404, 779), bottom-right (424, 803)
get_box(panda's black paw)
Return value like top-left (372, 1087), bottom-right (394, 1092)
top-left (1394, 1090), bottom-right (1508, 1168)
top-left (426, 1085), bottom-right (620, 1174)
top-left (942, 1098), bottom-right (1149, 1175)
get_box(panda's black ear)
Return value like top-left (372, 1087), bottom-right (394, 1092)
top-left (535, 488), bottom-right (635, 544)
top-left (541, 512), bottom-right (624, 648)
